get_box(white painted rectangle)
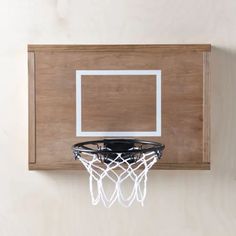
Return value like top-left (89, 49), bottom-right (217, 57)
top-left (76, 70), bottom-right (162, 137)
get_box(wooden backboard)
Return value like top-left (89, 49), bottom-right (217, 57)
top-left (28, 44), bottom-right (211, 170)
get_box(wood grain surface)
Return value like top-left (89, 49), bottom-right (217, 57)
top-left (28, 52), bottom-right (36, 164)
top-left (28, 45), bottom-right (211, 170)
top-left (203, 52), bottom-right (211, 163)
top-left (81, 75), bottom-right (156, 131)
top-left (28, 44), bottom-right (211, 52)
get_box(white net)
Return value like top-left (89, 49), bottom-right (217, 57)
top-left (77, 151), bottom-right (159, 207)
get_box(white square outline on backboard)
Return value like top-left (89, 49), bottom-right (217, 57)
top-left (76, 70), bottom-right (162, 137)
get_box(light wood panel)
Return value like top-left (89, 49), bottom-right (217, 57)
top-left (28, 52), bottom-right (36, 164)
top-left (203, 52), bottom-right (211, 163)
top-left (28, 44), bottom-right (211, 170)
top-left (29, 162), bottom-right (210, 170)
top-left (28, 44), bottom-right (211, 52)
top-left (81, 75), bottom-right (156, 131)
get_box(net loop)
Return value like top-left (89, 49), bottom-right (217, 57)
top-left (73, 151), bottom-right (160, 207)
top-left (73, 139), bottom-right (164, 207)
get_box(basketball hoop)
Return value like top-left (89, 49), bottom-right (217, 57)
top-left (72, 139), bottom-right (165, 207)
